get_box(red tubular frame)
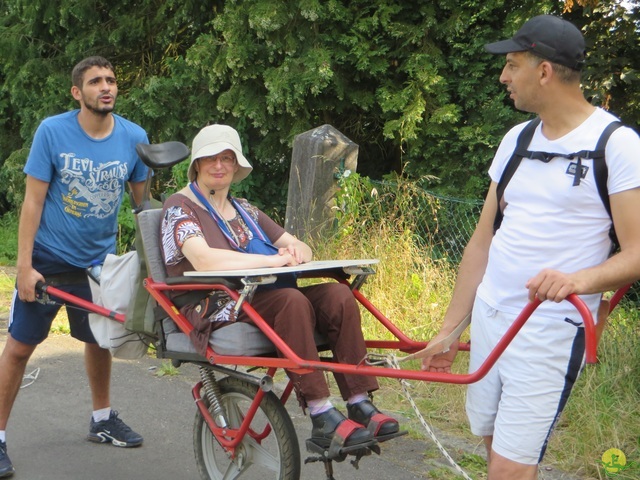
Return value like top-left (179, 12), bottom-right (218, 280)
top-left (38, 284), bottom-right (126, 323)
top-left (192, 367), bottom-right (276, 454)
top-left (142, 276), bottom-right (605, 385)
top-left (608, 284), bottom-right (631, 314)
top-left (39, 278), bottom-right (622, 375)
top-left (191, 366), bottom-right (295, 458)
top-left (144, 277), bottom-right (604, 457)
top-left (38, 277), bottom-right (629, 461)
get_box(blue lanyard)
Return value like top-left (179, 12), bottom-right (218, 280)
top-left (188, 182), bottom-right (268, 250)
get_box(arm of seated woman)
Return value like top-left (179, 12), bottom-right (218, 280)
top-left (182, 235), bottom-right (297, 271)
top-left (273, 232), bottom-right (313, 265)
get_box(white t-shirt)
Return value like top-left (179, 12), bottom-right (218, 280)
top-left (477, 108), bottom-right (640, 320)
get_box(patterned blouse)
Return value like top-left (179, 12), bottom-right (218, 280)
top-left (160, 193), bottom-right (285, 355)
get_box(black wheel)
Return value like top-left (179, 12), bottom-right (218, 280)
top-left (194, 376), bottom-right (301, 480)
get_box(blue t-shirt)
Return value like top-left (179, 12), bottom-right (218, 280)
top-left (24, 110), bottom-right (149, 268)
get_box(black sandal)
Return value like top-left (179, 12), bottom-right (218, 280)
top-left (347, 400), bottom-right (404, 442)
top-left (308, 407), bottom-right (375, 459)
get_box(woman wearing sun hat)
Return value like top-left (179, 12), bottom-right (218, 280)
top-left (160, 124), bottom-right (400, 456)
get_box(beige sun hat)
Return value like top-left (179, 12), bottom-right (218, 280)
top-left (188, 124), bottom-right (253, 183)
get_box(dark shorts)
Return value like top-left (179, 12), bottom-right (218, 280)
top-left (9, 243), bottom-right (97, 346)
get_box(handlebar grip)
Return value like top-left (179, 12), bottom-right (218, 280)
top-left (35, 281), bottom-right (46, 293)
top-left (566, 293), bottom-right (598, 364)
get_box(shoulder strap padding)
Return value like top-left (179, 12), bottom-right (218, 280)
top-left (593, 121), bottom-right (623, 250)
top-left (493, 118), bottom-right (541, 233)
top-left (592, 121), bottom-right (623, 219)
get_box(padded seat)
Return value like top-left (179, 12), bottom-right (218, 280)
top-left (163, 318), bottom-right (279, 356)
top-left (162, 317), bottom-right (328, 356)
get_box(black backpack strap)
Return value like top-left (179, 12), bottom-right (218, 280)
top-left (493, 118), bottom-right (541, 233)
top-left (492, 117), bottom-right (626, 252)
top-left (592, 121), bottom-right (623, 219)
top-left (592, 121), bottom-right (624, 250)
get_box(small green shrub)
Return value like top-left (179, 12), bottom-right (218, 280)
top-left (0, 212), bottom-right (19, 265)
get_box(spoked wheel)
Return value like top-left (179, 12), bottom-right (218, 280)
top-left (194, 376), bottom-right (301, 480)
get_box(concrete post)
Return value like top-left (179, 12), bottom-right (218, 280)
top-left (285, 124), bottom-right (358, 240)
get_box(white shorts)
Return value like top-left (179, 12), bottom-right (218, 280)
top-left (466, 296), bottom-right (586, 465)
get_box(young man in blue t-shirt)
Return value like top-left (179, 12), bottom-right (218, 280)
top-left (0, 56), bottom-right (149, 478)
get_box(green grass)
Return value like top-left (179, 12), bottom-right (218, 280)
top-left (154, 359), bottom-right (181, 377)
top-left (48, 315), bottom-right (71, 335)
top-left (0, 270), bottom-right (14, 319)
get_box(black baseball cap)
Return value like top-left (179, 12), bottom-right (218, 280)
top-left (485, 15), bottom-right (585, 71)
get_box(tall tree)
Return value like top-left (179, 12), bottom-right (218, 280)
top-left (0, 0), bottom-right (638, 217)
top-left (0, 0), bottom-right (222, 211)
top-left (177, 0), bottom-right (639, 198)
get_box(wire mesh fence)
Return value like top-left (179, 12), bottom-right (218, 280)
top-left (365, 178), bottom-right (640, 305)
top-left (369, 179), bottom-right (484, 265)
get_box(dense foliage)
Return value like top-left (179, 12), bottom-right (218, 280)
top-left (0, 0), bottom-right (638, 219)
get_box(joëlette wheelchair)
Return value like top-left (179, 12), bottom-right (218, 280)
top-left (37, 141), bottom-right (620, 480)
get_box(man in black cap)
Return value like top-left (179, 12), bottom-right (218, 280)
top-left (422, 15), bottom-right (640, 479)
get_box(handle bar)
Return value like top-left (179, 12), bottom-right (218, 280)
top-left (566, 294), bottom-right (597, 363)
top-left (34, 281), bottom-right (599, 366)
top-left (519, 295), bottom-right (597, 364)
top-left (36, 281), bottom-right (125, 323)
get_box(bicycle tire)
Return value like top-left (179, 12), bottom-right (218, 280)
top-left (194, 376), bottom-right (301, 480)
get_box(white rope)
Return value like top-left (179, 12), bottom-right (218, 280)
top-left (387, 355), bottom-right (474, 480)
top-left (21, 367), bottom-right (40, 389)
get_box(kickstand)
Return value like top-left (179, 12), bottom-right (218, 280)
top-left (350, 449), bottom-right (366, 470)
top-left (304, 455), bottom-right (335, 480)
top-left (304, 446), bottom-right (377, 479)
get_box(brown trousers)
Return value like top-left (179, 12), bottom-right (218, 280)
top-left (239, 283), bottom-right (379, 406)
